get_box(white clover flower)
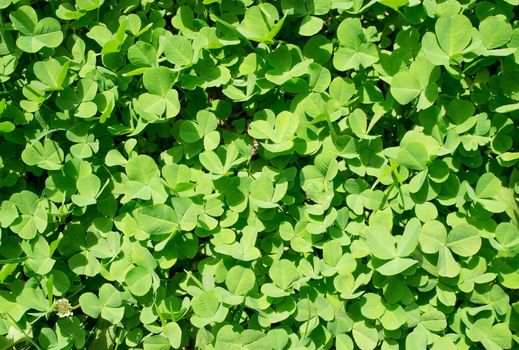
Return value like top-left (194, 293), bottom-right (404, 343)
top-left (54, 298), bottom-right (73, 318)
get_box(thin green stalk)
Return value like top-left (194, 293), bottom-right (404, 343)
top-left (6, 314), bottom-right (43, 350)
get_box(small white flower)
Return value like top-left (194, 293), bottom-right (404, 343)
top-left (54, 298), bottom-right (73, 318)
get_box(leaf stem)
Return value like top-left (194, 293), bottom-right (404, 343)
top-left (6, 314), bottom-right (43, 350)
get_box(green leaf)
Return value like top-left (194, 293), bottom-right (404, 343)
top-left (378, 0), bottom-right (408, 10)
top-left (133, 204), bottom-right (178, 237)
top-left (2, 1), bottom-right (519, 347)
top-left (237, 4), bottom-right (282, 43)
top-left (391, 70), bottom-right (422, 105)
top-left (9, 6), bottom-right (38, 35)
top-left (199, 150), bottom-right (225, 175)
top-left (303, 35), bottom-right (333, 64)
top-left (16, 17), bottom-right (63, 53)
top-left (299, 16), bottom-right (323, 37)
top-left (359, 293), bottom-right (385, 320)
top-left (420, 311), bottom-right (446, 333)
top-left (334, 44), bottom-right (378, 71)
top-left (337, 18), bottom-right (364, 48)
top-left (422, 32), bottom-right (450, 65)
top-left (437, 246), bottom-right (460, 278)
top-left (397, 142), bottom-right (428, 170)
top-left (397, 218), bottom-right (421, 257)
top-left (377, 257), bottom-right (417, 276)
top-left (329, 77), bottom-right (356, 103)
top-left (126, 155), bottom-right (159, 183)
top-left (71, 174), bottom-right (101, 206)
top-left (466, 318), bottom-right (513, 350)
top-left (79, 292), bottom-right (102, 318)
top-left (323, 240), bottom-right (343, 266)
top-left (136, 93), bottom-right (166, 117)
top-left (366, 224), bottom-right (397, 260)
top-left (352, 321), bottom-right (379, 350)
top-left (56, 317), bottom-right (86, 349)
top-left (435, 14), bottom-right (473, 56)
top-left (79, 284), bottom-right (124, 324)
top-left (191, 291), bottom-right (219, 318)
top-left (420, 220), bottom-right (447, 254)
top-left (491, 223), bottom-right (519, 256)
top-left (336, 334), bottom-right (354, 350)
top-left (163, 35), bottom-right (193, 66)
top-left (269, 259), bottom-right (298, 290)
top-left (162, 322), bottom-right (182, 348)
top-left (143, 67), bottom-right (176, 95)
top-left (76, 0), bottom-right (104, 11)
top-left (225, 265), bottom-right (255, 296)
top-left (495, 102), bottom-right (519, 113)
top-left (446, 224), bottom-right (481, 257)
top-left (348, 109), bottom-right (368, 138)
top-left (446, 99), bottom-right (475, 124)
top-left (128, 41), bottom-right (157, 67)
top-left (380, 304), bottom-right (407, 330)
top-left (0, 121), bottom-right (15, 133)
top-left (21, 139), bottom-right (64, 170)
top-left (475, 173), bottom-right (501, 199)
top-left (125, 265), bottom-right (153, 296)
top-left (479, 15), bottom-right (512, 49)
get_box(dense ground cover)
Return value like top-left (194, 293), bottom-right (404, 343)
top-left (0, 0), bottom-right (518, 349)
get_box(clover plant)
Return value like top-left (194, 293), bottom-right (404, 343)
top-left (0, 0), bottom-right (518, 349)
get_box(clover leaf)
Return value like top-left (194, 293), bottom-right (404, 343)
top-left (10, 6), bottom-right (63, 53)
top-left (79, 284), bottom-right (124, 324)
top-left (1, 1), bottom-right (518, 349)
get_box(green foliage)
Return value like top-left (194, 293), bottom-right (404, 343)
top-left (0, 1), bottom-right (518, 349)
